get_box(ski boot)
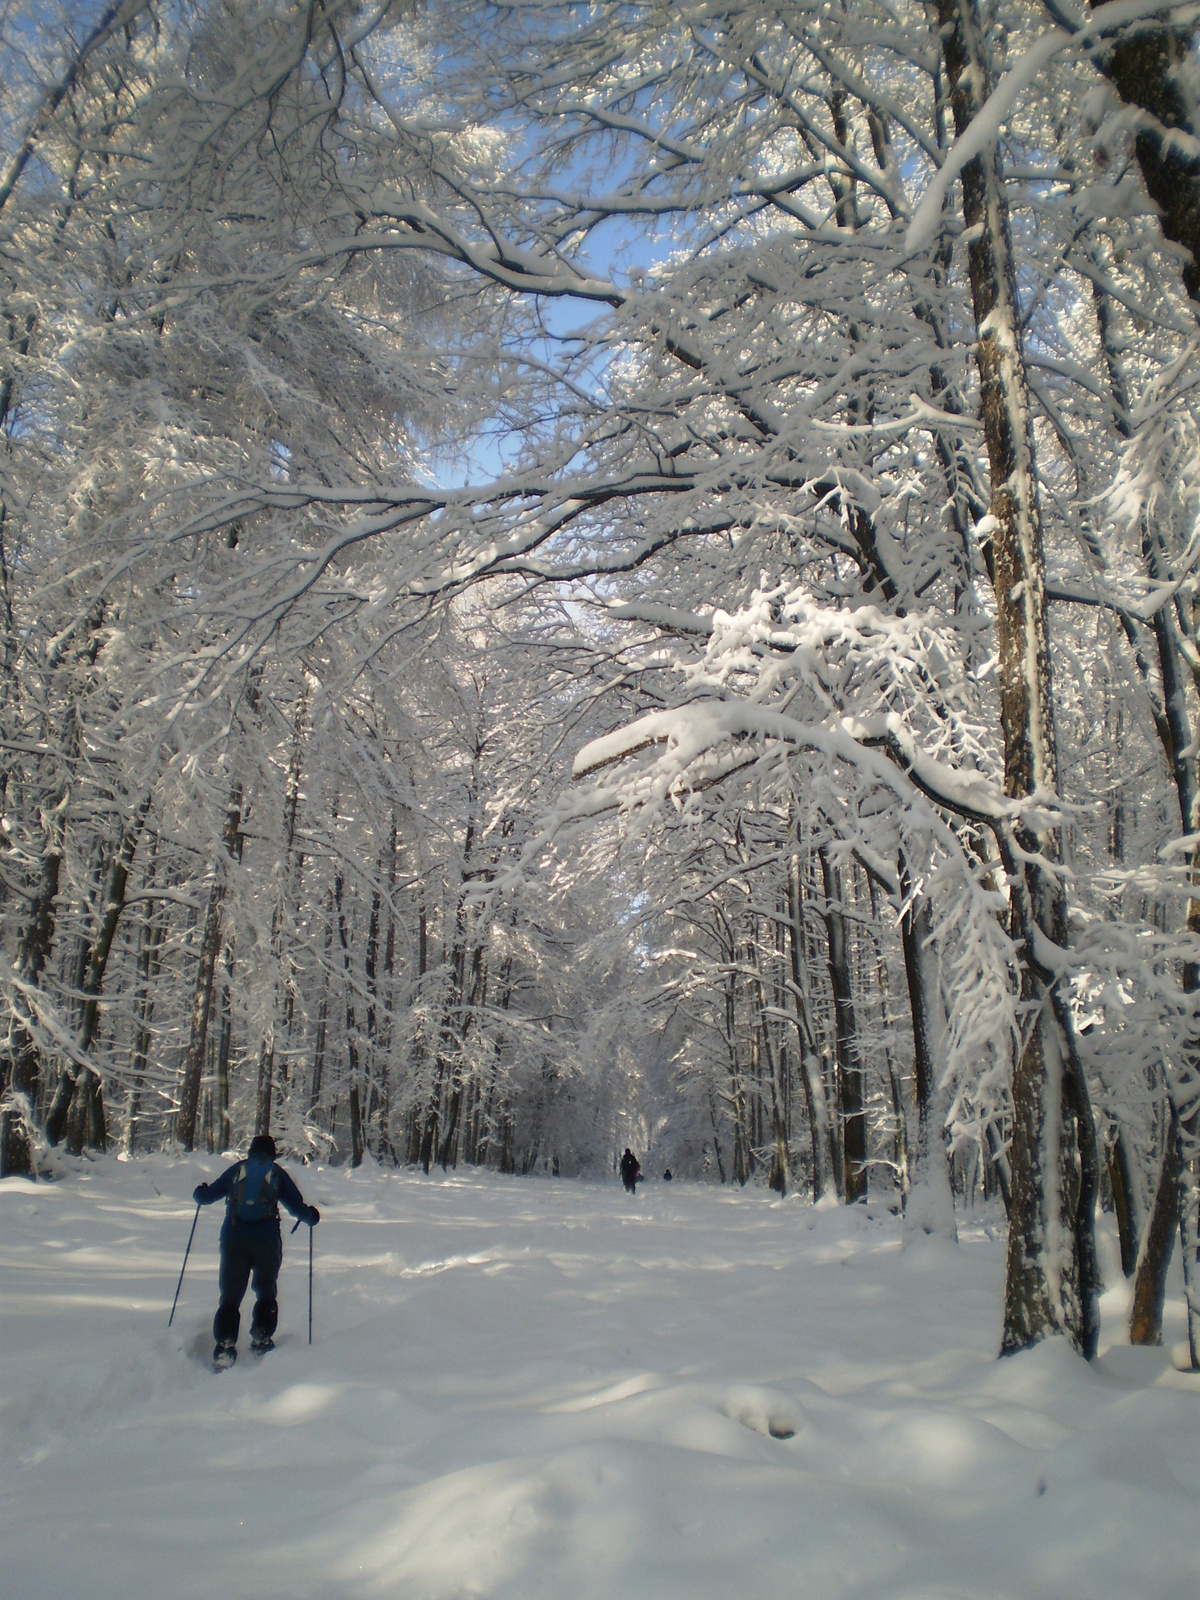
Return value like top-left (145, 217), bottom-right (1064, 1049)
top-left (250, 1331), bottom-right (275, 1356)
top-left (213, 1340), bottom-right (238, 1372)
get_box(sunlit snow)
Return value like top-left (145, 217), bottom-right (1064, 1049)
top-left (3, 1161), bottom-right (1199, 1599)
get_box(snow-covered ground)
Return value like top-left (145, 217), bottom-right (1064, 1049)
top-left (3, 1160), bottom-right (1199, 1600)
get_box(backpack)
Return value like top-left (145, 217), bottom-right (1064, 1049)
top-left (232, 1157), bottom-right (280, 1223)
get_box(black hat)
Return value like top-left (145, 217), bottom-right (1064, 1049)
top-left (248, 1134), bottom-right (277, 1161)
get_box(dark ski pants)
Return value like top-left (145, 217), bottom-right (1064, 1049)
top-left (214, 1233), bottom-right (282, 1346)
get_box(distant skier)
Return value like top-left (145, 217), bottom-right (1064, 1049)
top-left (192, 1134), bottom-right (318, 1368)
top-left (619, 1148), bottom-right (642, 1193)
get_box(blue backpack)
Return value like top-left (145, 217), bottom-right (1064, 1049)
top-left (232, 1157), bottom-right (280, 1223)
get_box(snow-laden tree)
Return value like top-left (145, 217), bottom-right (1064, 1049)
top-left (0, 0), bottom-right (484, 1169)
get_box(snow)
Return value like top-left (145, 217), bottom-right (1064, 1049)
top-left (3, 1160), bottom-right (1200, 1600)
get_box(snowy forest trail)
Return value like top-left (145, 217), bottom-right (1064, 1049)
top-left (2, 1164), bottom-right (1199, 1600)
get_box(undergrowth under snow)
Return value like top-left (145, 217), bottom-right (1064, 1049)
top-left (2, 1158), bottom-right (1199, 1599)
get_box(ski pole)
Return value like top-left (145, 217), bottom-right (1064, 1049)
top-left (168, 1201), bottom-right (201, 1328)
top-left (290, 1216), bottom-right (314, 1343)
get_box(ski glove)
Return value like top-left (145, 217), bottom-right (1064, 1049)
top-left (306, 1205), bottom-right (320, 1227)
top-left (192, 1183), bottom-right (210, 1203)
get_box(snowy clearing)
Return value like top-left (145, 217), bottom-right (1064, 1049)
top-left (3, 1161), bottom-right (1199, 1600)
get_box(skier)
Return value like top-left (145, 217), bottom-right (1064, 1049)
top-left (619, 1148), bottom-right (642, 1193)
top-left (192, 1134), bottom-right (319, 1368)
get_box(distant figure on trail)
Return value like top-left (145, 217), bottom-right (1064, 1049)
top-left (663, 1169), bottom-right (672, 1181)
top-left (620, 1148), bottom-right (642, 1193)
top-left (192, 1134), bottom-right (318, 1368)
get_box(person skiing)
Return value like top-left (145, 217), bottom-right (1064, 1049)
top-left (619, 1148), bottom-right (642, 1194)
top-left (192, 1134), bottom-right (319, 1367)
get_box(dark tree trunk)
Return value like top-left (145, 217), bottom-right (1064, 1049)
top-left (865, 872), bottom-right (908, 1205)
top-left (900, 889), bottom-right (936, 1159)
top-left (1095, 15), bottom-right (1200, 307)
top-left (255, 691), bottom-right (307, 1142)
top-left (77, 794), bottom-right (151, 1056)
top-left (365, 878), bottom-right (381, 1128)
top-left (254, 1038), bottom-right (273, 1142)
top-left (1107, 1125), bottom-right (1139, 1280)
top-left (335, 871), bottom-right (364, 1168)
top-left (309, 891), bottom-right (334, 1116)
top-left (707, 1087), bottom-right (727, 1184)
top-left (984, 1122), bottom-right (1013, 1217)
top-left (0, 848), bottom-right (62, 1176)
top-left (721, 940), bottom-right (752, 1187)
top-left (820, 849), bottom-right (866, 1202)
top-left (423, 794), bottom-right (478, 1174)
top-left (407, 898), bottom-right (428, 1166)
top-left (439, 944), bottom-right (485, 1170)
top-left (786, 848), bottom-right (833, 1200)
top-left (348, 1081), bottom-right (365, 1169)
top-left (46, 794), bottom-right (152, 1146)
top-left (65, 1068), bottom-right (105, 1156)
top-left (216, 968), bottom-right (233, 1152)
top-left (1131, 1116), bottom-right (1181, 1345)
top-left (176, 786), bottom-right (242, 1151)
top-left (378, 819), bottom-right (397, 1159)
top-left (125, 840), bottom-right (164, 1156)
top-left (749, 921), bottom-right (789, 1197)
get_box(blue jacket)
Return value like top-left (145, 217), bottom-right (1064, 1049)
top-left (194, 1157), bottom-right (315, 1244)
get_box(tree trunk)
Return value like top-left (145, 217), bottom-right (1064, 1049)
top-left (348, 1080), bottom-right (365, 1168)
top-left (819, 848), bottom-right (866, 1202)
top-left (364, 864), bottom-right (381, 1142)
top-left (407, 898), bottom-right (428, 1165)
top-left (125, 838), bottom-right (164, 1155)
top-left (985, 1121), bottom-right (1014, 1217)
top-left (707, 1084), bottom-right (727, 1183)
top-left (1094, 15), bottom-right (1200, 308)
top-left (77, 793), bottom-right (152, 1056)
top-left (176, 786), bottom-right (242, 1151)
top-left (255, 690), bottom-right (307, 1142)
top-left (334, 870), bottom-right (364, 1168)
top-left (720, 943), bottom-right (752, 1186)
top-left (786, 848), bottom-right (834, 1200)
top-left (866, 872), bottom-right (908, 1207)
top-left (216, 967), bottom-right (233, 1152)
top-left (423, 795), bottom-right (478, 1174)
top-left (65, 1068), bottom-right (105, 1156)
top-left (898, 873), bottom-right (958, 1240)
top-left (1130, 1115), bottom-right (1181, 1345)
top-left (378, 819), bottom-right (398, 1159)
top-left (1107, 1124), bottom-right (1138, 1279)
top-left (0, 847), bottom-right (63, 1175)
top-left (749, 917), bottom-right (790, 1197)
top-left (935, 0), bottom-right (1099, 1357)
top-left (46, 793), bottom-right (152, 1146)
top-left (309, 890), bottom-right (334, 1117)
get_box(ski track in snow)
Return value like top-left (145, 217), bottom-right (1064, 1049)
top-left (2, 1161), bottom-right (1199, 1600)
